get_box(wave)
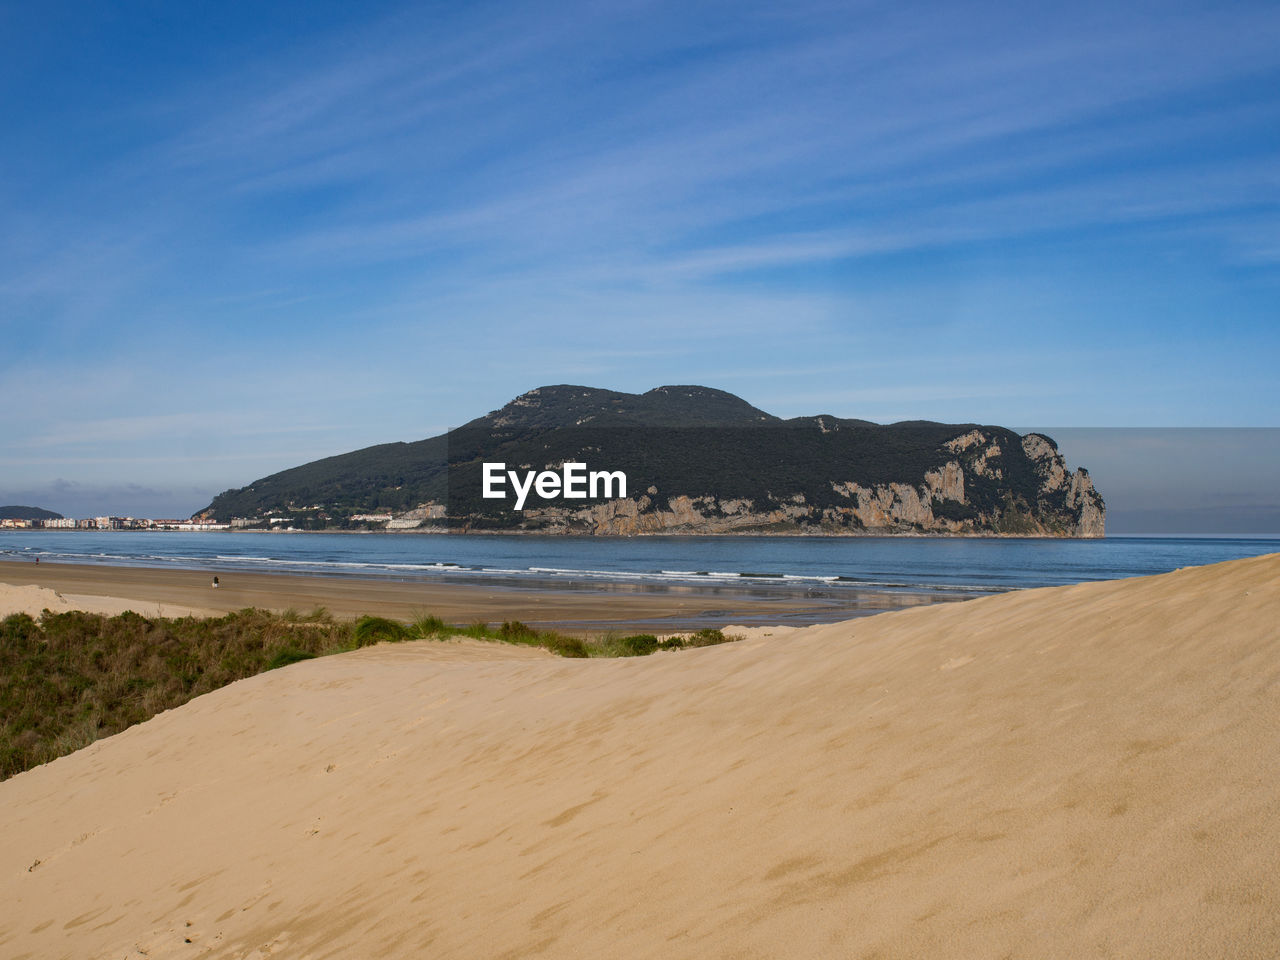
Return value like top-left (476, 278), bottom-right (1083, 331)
top-left (1, 537), bottom-right (1006, 594)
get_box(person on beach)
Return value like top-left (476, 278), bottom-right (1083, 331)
top-left (212, 576), bottom-right (219, 589)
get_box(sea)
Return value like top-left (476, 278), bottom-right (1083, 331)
top-left (2, 531), bottom-right (1276, 600)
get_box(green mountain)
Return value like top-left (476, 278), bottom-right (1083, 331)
top-left (200, 385), bottom-right (1105, 537)
top-left (0, 505), bottom-right (63, 521)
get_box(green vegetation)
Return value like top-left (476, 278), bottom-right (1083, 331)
top-left (443, 619), bottom-right (590, 658)
top-left (0, 505), bottom-right (63, 520)
top-left (591, 627), bottom-right (736, 657)
top-left (0, 607), bottom-right (350, 781)
top-left (411, 613), bottom-right (448, 636)
top-left (992, 493), bottom-right (1042, 534)
top-left (352, 615), bottom-right (411, 646)
top-left (266, 648), bottom-right (318, 670)
top-left (0, 607), bottom-right (741, 781)
top-left (608, 633), bottom-right (661, 656)
top-left (682, 628), bottom-right (736, 648)
top-left (931, 497), bottom-right (979, 522)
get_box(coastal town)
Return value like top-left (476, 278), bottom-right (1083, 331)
top-left (0, 510), bottom-right (403, 532)
top-left (0, 516), bottom-right (231, 531)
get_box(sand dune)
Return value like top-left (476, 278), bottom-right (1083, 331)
top-left (2, 554), bottom-right (1278, 958)
top-left (0, 581), bottom-right (221, 620)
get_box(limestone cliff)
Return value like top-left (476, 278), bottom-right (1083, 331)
top-left (402, 428), bottom-right (1104, 537)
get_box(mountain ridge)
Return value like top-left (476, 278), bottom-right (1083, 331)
top-left (200, 385), bottom-right (1105, 537)
top-left (0, 505), bottom-right (63, 521)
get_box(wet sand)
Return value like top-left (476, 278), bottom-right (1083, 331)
top-left (0, 559), bottom-right (950, 631)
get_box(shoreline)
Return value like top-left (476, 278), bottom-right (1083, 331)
top-left (5, 526), bottom-right (1103, 539)
top-left (0, 559), bottom-right (961, 631)
top-left (7, 528), bottom-right (1280, 538)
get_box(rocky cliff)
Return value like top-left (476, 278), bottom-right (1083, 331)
top-left (449, 428), bottom-right (1103, 537)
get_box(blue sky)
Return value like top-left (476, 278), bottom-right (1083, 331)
top-left (2, 0), bottom-right (1279, 518)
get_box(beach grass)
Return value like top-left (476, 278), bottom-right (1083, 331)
top-left (0, 608), bottom-right (741, 780)
top-left (0, 607), bottom-right (352, 780)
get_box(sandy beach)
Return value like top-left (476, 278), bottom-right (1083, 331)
top-left (0, 559), bottom-right (946, 631)
top-left (1, 552), bottom-right (1277, 958)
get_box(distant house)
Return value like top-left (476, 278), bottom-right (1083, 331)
top-left (174, 521), bottom-right (231, 531)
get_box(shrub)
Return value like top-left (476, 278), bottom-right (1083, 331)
top-left (1, 612), bottom-right (38, 642)
top-left (617, 634), bottom-right (660, 656)
top-left (411, 614), bottom-right (448, 638)
top-left (267, 648), bottom-right (318, 670)
top-left (352, 616), bottom-right (411, 647)
top-left (498, 620), bottom-right (538, 643)
top-left (684, 628), bottom-right (734, 648)
top-left (538, 633), bottom-right (589, 658)
top-left (498, 620), bottom-right (588, 658)
top-left (0, 608), bottom-right (352, 781)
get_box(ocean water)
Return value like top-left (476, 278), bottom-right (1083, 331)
top-left (1, 531), bottom-right (1276, 597)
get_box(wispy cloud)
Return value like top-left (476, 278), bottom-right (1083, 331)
top-left (18, 412), bottom-right (338, 449)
